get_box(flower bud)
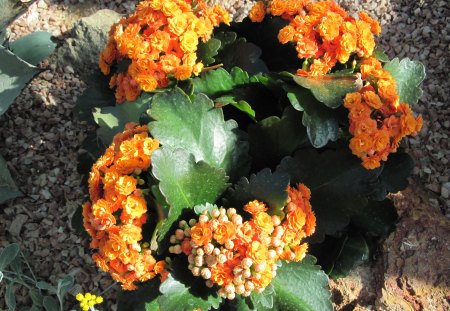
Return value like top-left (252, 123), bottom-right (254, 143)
top-left (255, 287), bottom-right (264, 293)
top-left (196, 248), bottom-right (204, 256)
top-left (211, 208), bottom-right (220, 218)
top-left (268, 249), bottom-right (277, 260)
top-left (201, 268), bottom-right (212, 279)
top-left (254, 263), bottom-right (266, 273)
top-left (199, 215), bottom-right (209, 223)
top-left (188, 219), bottom-right (197, 226)
top-left (227, 208), bottom-right (236, 217)
top-left (175, 229), bottom-right (184, 240)
top-left (225, 240), bottom-right (234, 250)
top-left (191, 267), bottom-right (200, 276)
top-left (226, 292), bottom-right (236, 300)
top-left (206, 280), bottom-right (214, 288)
top-left (184, 227), bottom-right (191, 237)
top-left (213, 248), bottom-right (221, 255)
top-left (169, 235), bottom-right (177, 244)
top-left (195, 255), bottom-right (203, 267)
top-left (235, 284), bottom-right (245, 295)
top-left (224, 284), bottom-right (235, 294)
top-left (172, 244), bottom-right (182, 254)
top-left (206, 255), bottom-right (217, 267)
top-left (233, 266), bottom-right (243, 275)
top-left (232, 214), bottom-right (243, 225)
top-left (217, 254), bottom-right (227, 264)
top-left (179, 220), bottom-right (187, 228)
top-left (241, 258), bottom-right (253, 269)
top-left (242, 269), bottom-right (251, 279)
top-left (188, 254), bottom-right (195, 264)
top-left (245, 281), bottom-right (254, 291)
top-left (219, 208), bottom-right (226, 216)
top-left (272, 215), bottom-right (281, 226)
top-left (271, 237), bottom-right (281, 247)
top-left (204, 243), bottom-right (214, 255)
top-left (219, 215), bottom-right (229, 222)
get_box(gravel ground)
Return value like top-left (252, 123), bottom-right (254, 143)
top-left (0, 0), bottom-right (448, 310)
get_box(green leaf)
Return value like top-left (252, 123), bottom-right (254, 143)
top-left (36, 281), bottom-right (57, 293)
top-left (56, 275), bottom-right (74, 307)
top-left (285, 86), bottom-right (339, 148)
top-left (276, 147), bottom-right (382, 241)
top-left (74, 72), bottom-right (116, 124)
top-left (384, 57), bottom-right (425, 106)
top-left (351, 199), bottom-right (398, 237)
top-left (42, 296), bottom-right (59, 311)
top-left (0, 243), bottom-right (20, 270)
top-left (193, 202), bottom-right (219, 215)
top-left (29, 288), bottom-right (44, 308)
top-left (224, 168), bottom-right (290, 216)
top-left (0, 0), bottom-right (31, 32)
top-left (328, 235), bottom-right (370, 279)
top-left (0, 154), bottom-right (22, 204)
top-left (215, 31), bottom-right (237, 50)
top-left (158, 274), bottom-right (222, 311)
top-left (268, 256), bottom-right (332, 311)
top-left (0, 270), bottom-right (3, 282)
top-left (148, 87), bottom-right (250, 181)
top-left (117, 278), bottom-right (160, 311)
top-left (9, 32), bottom-right (56, 66)
top-left (293, 73), bottom-right (361, 109)
top-left (250, 283), bottom-right (274, 309)
top-left (218, 38), bottom-right (268, 75)
top-left (152, 147), bottom-right (229, 241)
top-left (6, 282), bottom-right (16, 311)
top-left (373, 46), bottom-right (389, 62)
top-left (93, 93), bottom-right (152, 145)
top-left (215, 97), bottom-right (256, 119)
top-left (0, 45), bottom-right (40, 116)
top-left (248, 106), bottom-right (308, 169)
top-left (192, 67), bottom-right (250, 97)
top-left (197, 38), bottom-right (221, 66)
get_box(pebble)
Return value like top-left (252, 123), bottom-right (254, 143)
top-left (441, 182), bottom-right (450, 199)
top-left (8, 214), bottom-right (29, 236)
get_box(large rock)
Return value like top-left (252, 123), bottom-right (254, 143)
top-left (55, 9), bottom-right (121, 79)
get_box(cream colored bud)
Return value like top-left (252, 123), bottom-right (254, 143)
top-left (245, 281), bottom-right (254, 291)
top-left (233, 266), bottom-right (243, 275)
top-left (232, 214), bottom-right (243, 225)
top-left (205, 280), bottom-right (214, 288)
top-left (188, 263), bottom-right (194, 270)
top-left (196, 248), bottom-right (204, 256)
top-left (195, 255), bottom-right (204, 267)
top-left (272, 271), bottom-right (277, 278)
top-left (188, 219), bottom-right (197, 226)
top-left (276, 246), bottom-right (283, 255)
top-left (134, 168), bottom-right (142, 175)
top-left (130, 243), bottom-right (141, 252)
top-left (225, 240), bottom-right (234, 250)
top-left (241, 258), bottom-right (253, 269)
top-left (191, 248), bottom-right (197, 255)
top-left (213, 248), bottom-right (221, 255)
top-left (243, 291), bottom-right (251, 297)
top-left (199, 215), bottom-right (209, 223)
top-left (235, 284), bottom-right (245, 295)
top-left (268, 249), bottom-right (277, 260)
top-left (168, 246), bottom-right (174, 253)
top-left (242, 269), bottom-right (251, 279)
top-left (272, 215), bottom-right (281, 226)
top-left (254, 263), bottom-right (266, 273)
top-left (210, 219), bottom-right (219, 230)
top-left (218, 288), bottom-right (226, 298)
top-left (289, 252), bottom-right (296, 261)
top-left (188, 254), bottom-right (195, 264)
top-left (274, 226), bottom-right (284, 238)
top-left (184, 227), bottom-right (191, 237)
top-left (262, 236), bottom-right (271, 245)
top-left (179, 220), bottom-right (187, 228)
top-left (175, 229), bottom-right (184, 240)
top-left (217, 254), bottom-right (227, 264)
top-left (233, 274), bottom-right (244, 285)
top-left (204, 243), bottom-right (214, 255)
top-left (219, 215), bottom-right (229, 222)
top-left (211, 208), bottom-right (220, 218)
top-left (201, 268), bottom-right (212, 279)
top-left (219, 208), bottom-right (226, 216)
top-left (202, 210), bottom-right (208, 216)
top-left (255, 287), bottom-right (264, 293)
top-left (253, 273), bottom-right (261, 280)
top-left (272, 263), bottom-right (278, 271)
top-left (170, 235), bottom-right (177, 244)
top-left (138, 179), bottom-right (145, 185)
top-left (271, 237), bottom-right (281, 247)
top-left (227, 208), bottom-right (236, 217)
top-left (173, 244), bottom-right (182, 254)
top-left (224, 284), bottom-right (235, 294)
top-left (226, 292), bottom-right (236, 300)
top-left (206, 255), bottom-right (217, 267)
top-left (191, 267), bottom-right (200, 276)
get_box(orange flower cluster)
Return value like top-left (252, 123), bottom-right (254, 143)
top-left (99, 0), bottom-right (230, 103)
top-left (83, 123), bottom-right (167, 290)
top-left (169, 184), bottom-right (316, 299)
top-left (249, 0), bottom-right (381, 76)
top-left (344, 57), bottom-right (422, 169)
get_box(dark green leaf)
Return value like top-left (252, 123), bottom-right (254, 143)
top-left (158, 274), bottom-right (222, 311)
top-left (276, 147), bottom-right (382, 241)
top-left (230, 296), bottom-right (254, 311)
top-left (42, 296), bottom-right (59, 311)
top-left (384, 58), bottom-right (425, 106)
top-left (0, 45), bottom-right (40, 116)
top-left (93, 93), bottom-right (152, 145)
top-left (6, 282), bottom-right (16, 311)
top-left (373, 46), bottom-right (389, 62)
top-left (0, 243), bottom-right (20, 270)
top-left (215, 31), bottom-right (237, 50)
top-left (215, 97), bottom-right (256, 119)
top-left (351, 199), bottom-right (398, 237)
top-left (224, 168), bottom-right (290, 216)
top-left (268, 256), bottom-right (332, 311)
top-left (250, 283), bottom-right (274, 309)
top-left (0, 0), bottom-right (31, 32)
top-left (117, 278), bottom-right (160, 311)
top-left (248, 106), bottom-right (308, 169)
top-left (36, 281), bottom-right (56, 293)
top-left (197, 38), bottom-right (221, 66)
top-left (293, 73), bottom-right (361, 108)
top-left (285, 87), bottom-right (339, 148)
top-left (192, 67), bottom-right (250, 97)
top-left (218, 38), bottom-right (268, 75)
top-left (9, 31), bottom-right (56, 65)
top-left (0, 155), bottom-right (22, 204)
top-left (152, 147), bottom-right (229, 242)
top-left (148, 87), bottom-right (250, 181)
top-left (29, 288), bottom-right (44, 308)
top-left (56, 275), bottom-right (74, 306)
top-left (328, 235), bottom-right (369, 279)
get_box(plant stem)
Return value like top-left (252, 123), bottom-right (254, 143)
top-left (201, 63), bottom-right (223, 72)
top-left (3, 270), bottom-right (36, 284)
top-left (2, 274), bottom-right (33, 289)
top-left (20, 250), bottom-right (38, 283)
top-left (99, 282), bottom-right (118, 296)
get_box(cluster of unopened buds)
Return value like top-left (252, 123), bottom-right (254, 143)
top-left (76, 292), bottom-right (103, 311)
top-left (169, 184), bottom-right (316, 299)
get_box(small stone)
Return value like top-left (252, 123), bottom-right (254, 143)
top-left (423, 167), bottom-right (432, 174)
top-left (9, 214), bottom-right (29, 236)
top-left (441, 182), bottom-right (450, 199)
top-left (64, 65), bottom-right (75, 74)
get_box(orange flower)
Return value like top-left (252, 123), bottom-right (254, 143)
top-left (191, 221), bottom-right (213, 246)
top-left (349, 134), bottom-right (373, 156)
top-left (249, 1), bottom-right (267, 23)
top-left (278, 25), bottom-right (295, 44)
top-left (210, 264), bottom-right (233, 286)
top-left (214, 221), bottom-right (237, 244)
top-left (253, 212), bottom-right (274, 234)
top-left (244, 200), bottom-right (267, 215)
top-left (115, 176), bottom-right (137, 196)
top-left (247, 241), bottom-right (269, 263)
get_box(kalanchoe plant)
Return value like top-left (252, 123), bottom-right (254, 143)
top-left (75, 0), bottom-right (425, 310)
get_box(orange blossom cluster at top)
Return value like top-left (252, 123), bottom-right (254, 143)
top-left (344, 57), bottom-right (422, 169)
top-left (83, 123), bottom-right (167, 290)
top-left (99, 0), bottom-right (230, 103)
top-left (169, 184), bottom-right (316, 299)
top-left (249, 0), bottom-right (381, 76)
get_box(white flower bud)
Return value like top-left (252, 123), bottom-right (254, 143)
top-left (254, 263), bottom-right (266, 273)
top-left (204, 243), bottom-right (214, 255)
top-left (242, 291), bottom-right (251, 297)
top-left (245, 281), bottom-right (254, 291)
top-left (168, 246), bottom-right (174, 253)
top-left (219, 208), bottom-right (226, 216)
top-left (175, 229), bottom-right (184, 240)
top-left (232, 214), bottom-right (243, 225)
top-left (169, 235), bottom-right (177, 244)
top-left (272, 215), bottom-right (281, 226)
top-left (225, 240), bottom-right (234, 250)
top-left (199, 215), bottom-right (209, 223)
top-left (276, 246), bottom-right (283, 255)
top-left (235, 284), bottom-right (245, 295)
top-left (195, 255), bottom-right (204, 267)
top-left (242, 269), bottom-right (251, 279)
top-left (211, 208), bottom-right (220, 218)
top-left (233, 274), bottom-right (244, 285)
top-left (217, 254), bottom-right (227, 264)
top-left (192, 267), bottom-right (200, 276)
top-left (179, 220), bottom-right (187, 228)
top-left (188, 254), bottom-right (195, 264)
top-left (210, 219), bottom-right (219, 230)
top-left (173, 244), bottom-right (182, 254)
top-left (224, 284), bottom-right (235, 294)
top-left (213, 248), bottom-right (221, 255)
top-left (227, 208), bottom-right (236, 217)
top-left (233, 266), bottom-right (243, 275)
top-left (268, 249), bottom-right (277, 260)
top-left (219, 215), bottom-right (229, 222)
top-left (226, 292), bottom-right (236, 300)
top-left (201, 268), bottom-right (212, 279)
top-left (189, 219), bottom-right (197, 226)
top-left (196, 248), bottom-right (204, 256)
top-left (271, 237), bottom-right (281, 247)
top-left (253, 273), bottom-right (261, 280)
top-left (241, 258), bottom-right (253, 269)
top-left (184, 227), bottom-right (191, 237)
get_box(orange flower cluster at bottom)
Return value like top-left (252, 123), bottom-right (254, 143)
top-left (169, 184), bottom-right (316, 299)
top-left (344, 57), bottom-right (422, 169)
top-left (83, 123), bottom-right (167, 290)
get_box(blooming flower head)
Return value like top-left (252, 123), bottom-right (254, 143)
top-left (99, 0), bottom-right (230, 103)
top-left (83, 123), bottom-right (166, 290)
top-left (169, 183), bottom-right (315, 299)
top-left (76, 292), bottom-right (103, 311)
